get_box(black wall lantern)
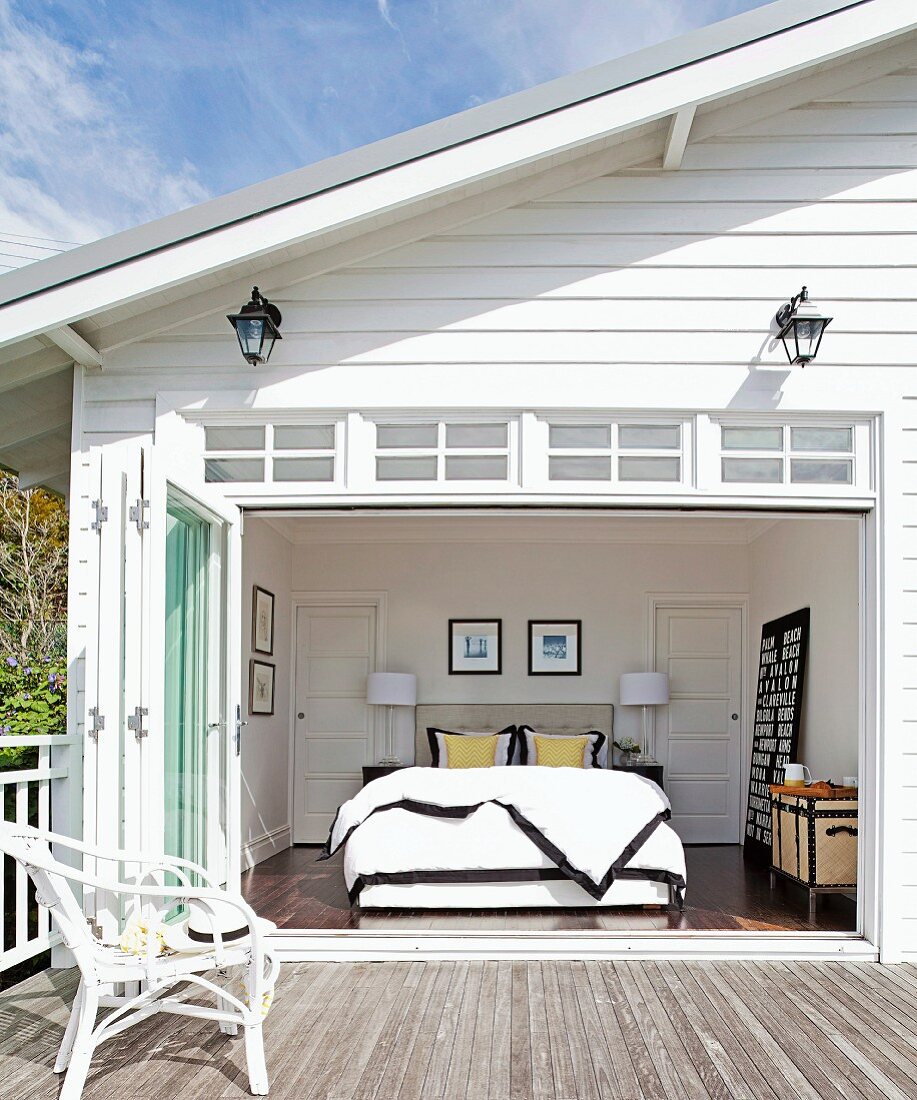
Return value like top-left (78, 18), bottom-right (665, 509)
top-left (227, 286), bottom-right (282, 365)
top-left (775, 286), bottom-right (832, 366)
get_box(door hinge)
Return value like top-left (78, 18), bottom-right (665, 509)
top-left (88, 707), bottom-right (105, 737)
top-left (91, 499), bottom-right (108, 533)
top-left (129, 498), bottom-right (150, 534)
top-left (127, 706), bottom-right (149, 739)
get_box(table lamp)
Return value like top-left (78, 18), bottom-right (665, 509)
top-left (366, 672), bottom-right (417, 766)
top-left (618, 672), bottom-right (669, 764)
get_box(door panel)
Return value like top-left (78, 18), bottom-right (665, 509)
top-left (655, 606), bottom-right (743, 843)
top-left (147, 447), bottom-right (241, 890)
top-left (294, 605), bottom-right (376, 843)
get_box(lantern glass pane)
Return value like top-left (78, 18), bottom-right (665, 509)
top-left (618, 456), bottom-right (681, 481)
top-left (236, 316), bottom-right (264, 357)
top-left (549, 456), bottom-right (611, 480)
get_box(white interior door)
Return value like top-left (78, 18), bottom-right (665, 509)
top-left (654, 605), bottom-right (743, 844)
top-left (293, 605), bottom-right (376, 843)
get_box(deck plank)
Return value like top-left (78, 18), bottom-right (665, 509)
top-left (540, 960), bottom-right (577, 1100)
top-left (733, 962), bottom-right (887, 1100)
top-left (660, 962), bottom-right (779, 1100)
top-left (776, 962), bottom-right (917, 1098)
top-left (3, 960), bottom-right (917, 1100)
top-left (525, 962), bottom-right (556, 1100)
top-left (463, 960), bottom-right (498, 1100)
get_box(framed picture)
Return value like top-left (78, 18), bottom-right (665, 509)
top-left (528, 620), bottom-right (582, 676)
top-left (448, 618), bottom-right (502, 675)
top-left (249, 659), bottom-right (276, 716)
top-left (252, 586), bottom-right (274, 655)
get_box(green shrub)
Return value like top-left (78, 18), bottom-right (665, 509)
top-left (0, 655), bottom-right (66, 770)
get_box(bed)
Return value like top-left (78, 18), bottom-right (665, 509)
top-left (321, 704), bottom-right (686, 910)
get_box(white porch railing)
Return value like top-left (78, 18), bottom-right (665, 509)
top-left (0, 734), bottom-right (80, 971)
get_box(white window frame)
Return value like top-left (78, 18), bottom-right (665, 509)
top-left (529, 413), bottom-right (693, 492)
top-left (363, 412), bottom-right (520, 491)
top-left (191, 412), bottom-right (348, 493)
top-left (708, 415), bottom-right (871, 497)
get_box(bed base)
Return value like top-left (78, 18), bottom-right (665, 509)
top-left (358, 877), bottom-right (676, 910)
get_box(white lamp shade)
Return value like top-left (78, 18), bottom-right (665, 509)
top-left (366, 672), bottom-right (417, 707)
top-left (619, 672), bottom-right (669, 706)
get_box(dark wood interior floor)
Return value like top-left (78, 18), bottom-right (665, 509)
top-left (241, 844), bottom-right (857, 933)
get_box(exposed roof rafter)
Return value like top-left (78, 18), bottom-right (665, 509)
top-left (17, 462), bottom-right (70, 491)
top-left (46, 325), bottom-right (102, 369)
top-left (662, 104), bottom-right (697, 169)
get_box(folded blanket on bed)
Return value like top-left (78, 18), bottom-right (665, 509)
top-left (319, 766), bottom-right (684, 902)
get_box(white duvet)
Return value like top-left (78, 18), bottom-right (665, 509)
top-left (321, 766), bottom-right (686, 905)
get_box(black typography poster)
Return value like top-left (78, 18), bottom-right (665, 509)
top-left (744, 607), bottom-right (810, 863)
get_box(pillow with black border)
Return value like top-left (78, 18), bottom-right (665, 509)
top-left (426, 726), bottom-right (517, 768)
top-left (515, 726), bottom-right (607, 768)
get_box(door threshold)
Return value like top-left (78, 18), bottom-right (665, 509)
top-left (268, 928), bottom-right (875, 962)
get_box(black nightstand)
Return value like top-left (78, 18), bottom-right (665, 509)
top-left (613, 763), bottom-right (664, 792)
top-left (362, 764), bottom-right (408, 787)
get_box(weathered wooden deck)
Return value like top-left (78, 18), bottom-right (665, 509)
top-left (2, 960), bottom-right (916, 1099)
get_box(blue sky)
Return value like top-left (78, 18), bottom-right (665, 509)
top-left (0, 0), bottom-right (769, 267)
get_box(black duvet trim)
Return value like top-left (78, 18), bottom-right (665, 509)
top-left (347, 864), bottom-right (686, 908)
top-left (347, 866), bottom-right (565, 904)
top-left (318, 795), bottom-right (681, 904)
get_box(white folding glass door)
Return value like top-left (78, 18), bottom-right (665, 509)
top-left (148, 456), bottom-right (241, 889)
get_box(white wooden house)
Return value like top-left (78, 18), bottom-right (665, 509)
top-left (1, 0), bottom-right (917, 963)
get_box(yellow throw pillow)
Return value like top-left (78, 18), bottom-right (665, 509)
top-left (534, 734), bottom-right (587, 768)
top-left (444, 733), bottom-right (499, 768)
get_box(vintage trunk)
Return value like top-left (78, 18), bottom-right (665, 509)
top-left (771, 785), bottom-right (859, 889)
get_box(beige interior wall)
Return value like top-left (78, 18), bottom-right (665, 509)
top-left (240, 513), bottom-right (861, 862)
top-left (748, 516), bottom-right (860, 783)
top-left (289, 533), bottom-right (751, 761)
top-left (240, 519), bottom-right (293, 864)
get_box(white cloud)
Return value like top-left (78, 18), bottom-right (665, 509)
top-left (0, 0), bottom-right (208, 262)
top-left (377, 1), bottom-right (397, 31)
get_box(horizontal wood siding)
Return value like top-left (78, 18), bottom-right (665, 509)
top-left (82, 52), bottom-right (917, 957)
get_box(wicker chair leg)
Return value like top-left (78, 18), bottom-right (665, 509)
top-left (59, 984), bottom-right (99, 1100)
top-left (244, 1022), bottom-right (269, 1095)
top-left (54, 983), bottom-right (84, 1073)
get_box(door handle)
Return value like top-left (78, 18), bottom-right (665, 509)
top-left (234, 704), bottom-right (247, 756)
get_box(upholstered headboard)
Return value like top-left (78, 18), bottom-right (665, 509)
top-left (414, 704), bottom-right (614, 766)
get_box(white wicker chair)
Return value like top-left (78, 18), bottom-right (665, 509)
top-left (0, 824), bottom-right (279, 1099)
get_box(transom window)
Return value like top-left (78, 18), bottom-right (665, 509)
top-left (203, 422), bottom-right (339, 483)
top-left (374, 421), bottom-right (511, 482)
top-left (720, 423), bottom-right (854, 486)
top-left (547, 421), bottom-right (683, 484)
